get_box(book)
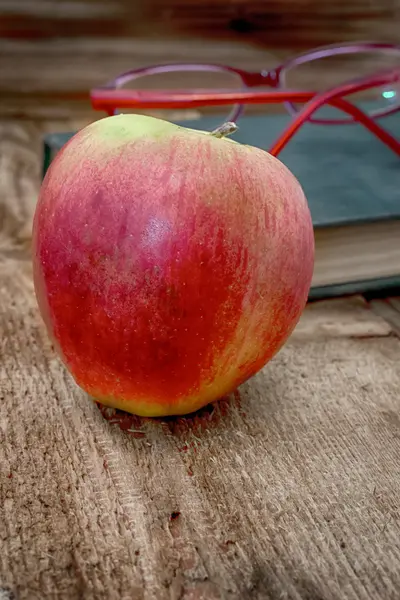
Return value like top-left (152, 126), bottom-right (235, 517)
top-left (41, 111), bottom-right (400, 300)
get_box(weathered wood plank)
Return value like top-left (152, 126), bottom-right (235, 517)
top-left (0, 0), bottom-right (144, 38)
top-left (369, 299), bottom-right (400, 336)
top-left (149, 0), bottom-right (400, 47)
top-left (2, 114), bottom-right (400, 600)
top-left (1, 0), bottom-right (399, 45)
top-left (2, 254), bottom-right (400, 600)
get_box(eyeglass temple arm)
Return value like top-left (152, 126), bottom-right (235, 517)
top-left (89, 88), bottom-right (316, 113)
top-left (270, 76), bottom-right (400, 157)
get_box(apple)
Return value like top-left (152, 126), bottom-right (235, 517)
top-left (32, 114), bottom-right (314, 417)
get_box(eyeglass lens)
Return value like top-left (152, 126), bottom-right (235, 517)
top-left (114, 49), bottom-right (400, 123)
top-left (115, 67), bottom-right (245, 120)
top-left (282, 48), bottom-right (400, 122)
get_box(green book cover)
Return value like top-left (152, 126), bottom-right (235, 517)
top-left (41, 112), bottom-right (400, 300)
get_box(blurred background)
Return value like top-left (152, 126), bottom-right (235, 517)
top-left (1, 0), bottom-right (400, 250)
top-left (1, 0), bottom-right (400, 121)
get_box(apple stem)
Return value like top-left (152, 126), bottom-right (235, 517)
top-left (210, 122), bottom-right (238, 138)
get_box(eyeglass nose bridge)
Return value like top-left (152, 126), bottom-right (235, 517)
top-left (243, 68), bottom-right (281, 88)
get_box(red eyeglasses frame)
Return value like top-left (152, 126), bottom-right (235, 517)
top-left (90, 67), bottom-right (400, 158)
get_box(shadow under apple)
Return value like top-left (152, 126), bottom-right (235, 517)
top-left (96, 387), bottom-right (245, 440)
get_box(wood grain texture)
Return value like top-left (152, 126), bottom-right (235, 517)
top-left (1, 116), bottom-right (400, 600)
top-left (148, 0), bottom-right (400, 47)
top-left (369, 298), bottom-right (400, 336)
top-left (0, 0), bottom-right (145, 39)
top-left (1, 0), bottom-right (399, 45)
top-left (2, 256), bottom-right (400, 600)
top-left (1, 0), bottom-right (400, 118)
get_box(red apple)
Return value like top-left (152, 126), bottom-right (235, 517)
top-left (32, 114), bottom-right (314, 417)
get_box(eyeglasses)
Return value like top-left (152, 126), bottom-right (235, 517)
top-left (90, 41), bottom-right (400, 158)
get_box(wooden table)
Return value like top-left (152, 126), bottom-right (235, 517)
top-left (1, 30), bottom-right (400, 600)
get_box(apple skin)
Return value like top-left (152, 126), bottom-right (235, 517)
top-left (32, 114), bottom-right (314, 417)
